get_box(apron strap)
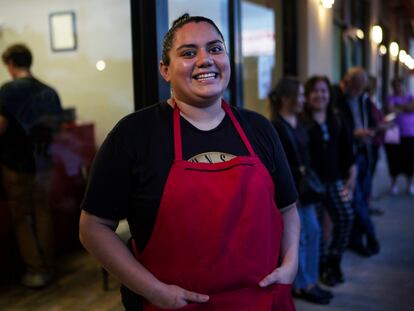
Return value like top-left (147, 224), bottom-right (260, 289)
top-left (173, 101), bottom-right (183, 160)
top-left (221, 99), bottom-right (256, 156)
top-left (172, 98), bottom-right (256, 160)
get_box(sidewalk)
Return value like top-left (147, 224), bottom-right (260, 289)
top-left (295, 149), bottom-right (414, 311)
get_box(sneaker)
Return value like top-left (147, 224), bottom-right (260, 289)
top-left (21, 271), bottom-right (53, 289)
top-left (315, 285), bottom-right (334, 299)
top-left (409, 184), bottom-right (414, 196)
top-left (391, 183), bottom-right (399, 196)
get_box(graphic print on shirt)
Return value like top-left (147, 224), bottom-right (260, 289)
top-left (188, 151), bottom-right (236, 163)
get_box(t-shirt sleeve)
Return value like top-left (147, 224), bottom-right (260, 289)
top-left (239, 110), bottom-right (298, 211)
top-left (268, 126), bottom-right (298, 211)
top-left (80, 120), bottom-right (135, 220)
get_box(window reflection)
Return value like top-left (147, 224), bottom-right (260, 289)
top-left (242, 0), bottom-right (277, 117)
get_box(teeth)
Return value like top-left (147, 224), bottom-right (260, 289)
top-left (195, 73), bottom-right (216, 80)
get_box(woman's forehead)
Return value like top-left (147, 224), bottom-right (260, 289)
top-left (172, 22), bottom-right (223, 46)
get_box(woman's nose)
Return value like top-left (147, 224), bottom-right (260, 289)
top-left (196, 49), bottom-right (213, 67)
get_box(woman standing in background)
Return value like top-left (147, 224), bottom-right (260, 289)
top-left (302, 75), bottom-right (356, 286)
top-left (385, 77), bottom-right (414, 196)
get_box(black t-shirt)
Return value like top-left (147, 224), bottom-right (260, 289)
top-left (271, 115), bottom-right (310, 188)
top-left (81, 102), bottom-right (297, 252)
top-left (0, 77), bottom-right (63, 172)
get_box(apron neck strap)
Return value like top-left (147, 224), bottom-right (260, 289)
top-left (172, 98), bottom-right (256, 161)
top-left (221, 100), bottom-right (256, 156)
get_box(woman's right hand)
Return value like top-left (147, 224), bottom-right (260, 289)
top-left (147, 283), bottom-right (209, 309)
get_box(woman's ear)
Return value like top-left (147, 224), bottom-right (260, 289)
top-left (159, 61), bottom-right (171, 82)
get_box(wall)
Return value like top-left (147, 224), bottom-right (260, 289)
top-left (0, 0), bottom-right (133, 144)
top-left (298, 0), bottom-right (334, 82)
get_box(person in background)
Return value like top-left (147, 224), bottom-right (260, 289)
top-left (365, 76), bottom-right (385, 215)
top-left (80, 14), bottom-right (300, 311)
top-left (302, 75), bottom-right (356, 286)
top-left (332, 67), bottom-right (380, 257)
top-left (385, 77), bottom-right (414, 196)
top-left (270, 77), bottom-right (333, 305)
top-left (0, 44), bottom-right (63, 288)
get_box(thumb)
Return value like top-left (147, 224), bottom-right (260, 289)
top-left (259, 269), bottom-right (280, 287)
top-left (183, 290), bottom-right (209, 303)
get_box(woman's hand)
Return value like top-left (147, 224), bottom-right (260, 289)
top-left (258, 264), bottom-right (297, 287)
top-left (147, 283), bottom-right (209, 309)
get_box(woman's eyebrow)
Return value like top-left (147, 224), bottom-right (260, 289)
top-left (176, 40), bottom-right (224, 51)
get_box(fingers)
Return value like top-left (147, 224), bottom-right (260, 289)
top-left (183, 290), bottom-right (209, 303)
top-left (259, 269), bottom-right (279, 287)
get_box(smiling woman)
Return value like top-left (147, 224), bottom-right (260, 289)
top-left (79, 13), bottom-right (300, 311)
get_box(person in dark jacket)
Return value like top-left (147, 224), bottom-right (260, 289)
top-left (303, 75), bottom-right (356, 286)
top-left (332, 67), bottom-right (380, 257)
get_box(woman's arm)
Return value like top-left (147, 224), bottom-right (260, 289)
top-left (259, 203), bottom-right (300, 286)
top-left (79, 211), bottom-right (209, 308)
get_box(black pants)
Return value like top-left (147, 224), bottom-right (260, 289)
top-left (385, 137), bottom-right (414, 178)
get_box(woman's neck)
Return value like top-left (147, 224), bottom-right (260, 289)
top-left (279, 110), bottom-right (297, 128)
top-left (312, 109), bottom-right (327, 124)
top-left (168, 97), bottom-right (225, 131)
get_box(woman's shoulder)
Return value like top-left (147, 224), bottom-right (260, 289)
top-left (111, 102), bottom-right (171, 134)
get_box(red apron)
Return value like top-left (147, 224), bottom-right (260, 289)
top-left (132, 100), bottom-right (295, 311)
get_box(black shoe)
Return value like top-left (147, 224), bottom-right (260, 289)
top-left (293, 286), bottom-right (331, 305)
top-left (367, 237), bottom-right (380, 255)
top-left (332, 257), bottom-right (345, 284)
top-left (320, 256), bottom-right (344, 286)
top-left (315, 285), bottom-right (334, 299)
top-left (369, 207), bottom-right (385, 216)
top-left (320, 267), bottom-right (338, 287)
top-left (348, 243), bottom-right (373, 257)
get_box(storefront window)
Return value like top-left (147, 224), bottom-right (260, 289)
top-left (241, 0), bottom-right (279, 118)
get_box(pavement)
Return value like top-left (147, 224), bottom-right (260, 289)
top-left (294, 149), bottom-right (414, 311)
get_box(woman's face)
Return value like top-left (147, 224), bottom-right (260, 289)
top-left (160, 22), bottom-right (231, 106)
top-left (307, 80), bottom-right (330, 111)
top-left (290, 84), bottom-right (305, 114)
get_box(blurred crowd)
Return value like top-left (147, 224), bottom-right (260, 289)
top-left (268, 67), bottom-right (414, 304)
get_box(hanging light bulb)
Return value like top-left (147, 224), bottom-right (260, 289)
top-left (371, 25), bottom-right (383, 44)
top-left (390, 42), bottom-right (399, 59)
top-left (379, 45), bottom-right (387, 55)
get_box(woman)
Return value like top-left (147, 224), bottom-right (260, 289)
top-left (303, 76), bottom-right (356, 286)
top-left (79, 14), bottom-right (300, 310)
top-left (385, 78), bottom-right (414, 196)
top-left (270, 77), bottom-right (333, 304)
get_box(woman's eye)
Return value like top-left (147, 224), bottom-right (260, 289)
top-left (210, 45), bottom-right (223, 53)
top-left (182, 50), bottom-right (196, 57)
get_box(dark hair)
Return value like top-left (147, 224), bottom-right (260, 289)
top-left (268, 77), bottom-right (301, 120)
top-left (161, 13), bottom-right (225, 66)
top-left (2, 44), bottom-right (32, 68)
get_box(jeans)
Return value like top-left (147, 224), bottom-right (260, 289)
top-left (294, 204), bottom-right (321, 289)
top-left (350, 152), bottom-right (377, 246)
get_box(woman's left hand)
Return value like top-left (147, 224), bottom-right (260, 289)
top-left (258, 264), bottom-right (296, 287)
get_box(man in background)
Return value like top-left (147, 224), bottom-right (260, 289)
top-left (0, 43), bottom-right (63, 288)
top-left (333, 67), bottom-right (380, 257)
